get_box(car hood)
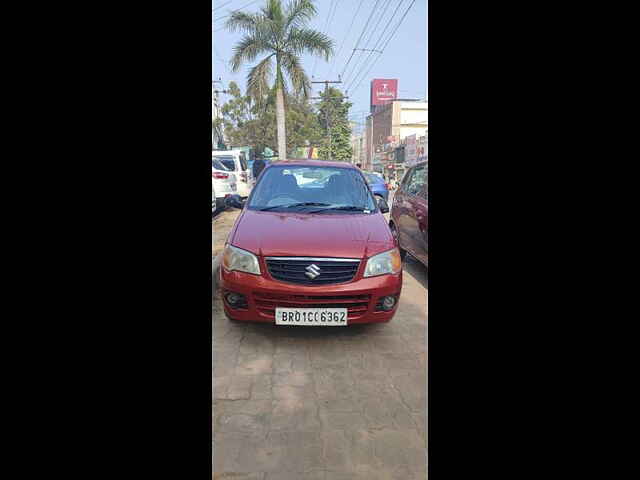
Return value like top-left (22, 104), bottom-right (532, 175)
top-left (230, 210), bottom-right (394, 259)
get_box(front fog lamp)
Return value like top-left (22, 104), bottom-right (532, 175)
top-left (364, 248), bottom-right (402, 277)
top-left (225, 292), bottom-right (247, 308)
top-left (381, 296), bottom-right (397, 311)
top-left (222, 244), bottom-right (261, 275)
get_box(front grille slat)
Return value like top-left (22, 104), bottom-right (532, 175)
top-left (268, 266), bottom-right (357, 274)
top-left (266, 257), bottom-right (360, 286)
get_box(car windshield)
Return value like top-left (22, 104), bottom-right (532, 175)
top-left (212, 155), bottom-right (236, 171)
top-left (212, 158), bottom-right (231, 171)
top-left (248, 165), bottom-right (377, 214)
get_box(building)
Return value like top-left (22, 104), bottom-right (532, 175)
top-left (364, 99), bottom-right (428, 171)
top-left (350, 132), bottom-right (365, 165)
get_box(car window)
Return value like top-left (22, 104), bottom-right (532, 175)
top-left (213, 155), bottom-right (236, 171)
top-left (248, 166), bottom-right (376, 214)
top-left (364, 173), bottom-right (382, 185)
top-left (400, 168), bottom-right (415, 193)
top-left (212, 159), bottom-right (231, 171)
top-left (406, 165), bottom-right (426, 196)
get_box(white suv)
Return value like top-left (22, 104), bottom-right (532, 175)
top-left (212, 150), bottom-right (251, 198)
top-left (212, 158), bottom-right (237, 209)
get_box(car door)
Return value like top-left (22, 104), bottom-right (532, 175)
top-left (403, 164), bottom-right (427, 262)
top-left (412, 180), bottom-right (428, 266)
top-left (236, 152), bottom-right (251, 197)
top-left (395, 166), bottom-right (416, 250)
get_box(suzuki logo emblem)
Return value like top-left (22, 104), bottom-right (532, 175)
top-left (305, 264), bottom-right (321, 279)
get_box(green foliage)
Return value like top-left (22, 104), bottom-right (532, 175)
top-left (225, 0), bottom-right (334, 156)
top-left (315, 87), bottom-right (353, 161)
top-left (221, 83), bottom-right (322, 155)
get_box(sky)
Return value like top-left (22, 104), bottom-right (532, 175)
top-left (212, 0), bottom-right (427, 134)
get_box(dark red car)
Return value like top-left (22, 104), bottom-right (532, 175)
top-left (220, 160), bottom-right (402, 326)
top-left (389, 161), bottom-right (427, 267)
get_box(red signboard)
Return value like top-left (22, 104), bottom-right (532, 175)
top-left (371, 79), bottom-right (398, 107)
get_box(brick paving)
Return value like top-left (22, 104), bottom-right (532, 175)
top-left (212, 205), bottom-right (427, 479)
top-left (212, 200), bottom-right (427, 480)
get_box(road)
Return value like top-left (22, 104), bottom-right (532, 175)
top-left (212, 199), bottom-right (427, 479)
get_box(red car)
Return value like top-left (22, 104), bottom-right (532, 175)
top-left (389, 161), bottom-right (427, 267)
top-left (220, 160), bottom-right (402, 326)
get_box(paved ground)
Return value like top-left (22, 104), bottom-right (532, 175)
top-left (212, 201), bottom-right (427, 479)
top-left (213, 207), bottom-right (241, 257)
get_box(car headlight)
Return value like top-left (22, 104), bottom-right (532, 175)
top-left (222, 244), bottom-right (261, 275)
top-left (364, 248), bottom-right (402, 277)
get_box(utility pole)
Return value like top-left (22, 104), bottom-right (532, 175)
top-left (212, 79), bottom-right (228, 150)
top-left (311, 78), bottom-right (342, 161)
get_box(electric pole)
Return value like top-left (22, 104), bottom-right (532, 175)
top-left (311, 78), bottom-right (342, 161)
top-left (212, 79), bottom-right (228, 150)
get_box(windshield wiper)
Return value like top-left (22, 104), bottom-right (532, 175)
top-left (307, 205), bottom-right (370, 213)
top-left (257, 202), bottom-right (331, 211)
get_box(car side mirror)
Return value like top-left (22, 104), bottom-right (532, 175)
top-left (377, 197), bottom-right (389, 213)
top-left (225, 194), bottom-right (245, 209)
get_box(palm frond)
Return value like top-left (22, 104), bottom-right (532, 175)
top-left (246, 54), bottom-right (275, 104)
top-left (287, 27), bottom-right (333, 60)
top-left (262, 0), bottom-right (285, 21)
top-left (280, 52), bottom-right (311, 99)
top-left (285, 0), bottom-right (317, 30)
top-left (230, 34), bottom-right (271, 72)
top-left (225, 11), bottom-right (260, 34)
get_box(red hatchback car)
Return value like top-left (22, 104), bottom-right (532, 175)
top-left (220, 160), bottom-right (402, 326)
top-left (389, 161), bottom-right (427, 267)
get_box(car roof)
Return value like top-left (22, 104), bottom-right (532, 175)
top-left (212, 150), bottom-right (241, 155)
top-left (267, 160), bottom-right (358, 169)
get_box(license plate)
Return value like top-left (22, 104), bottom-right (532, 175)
top-left (275, 308), bottom-right (348, 326)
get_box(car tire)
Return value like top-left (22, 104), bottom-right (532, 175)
top-left (389, 222), bottom-right (407, 260)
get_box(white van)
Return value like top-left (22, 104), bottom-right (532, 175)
top-left (212, 150), bottom-right (251, 198)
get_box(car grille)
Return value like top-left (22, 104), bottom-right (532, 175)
top-left (253, 292), bottom-right (371, 320)
top-left (265, 257), bottom-right (360, 285)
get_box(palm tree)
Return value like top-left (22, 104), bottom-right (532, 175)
top-left (226, 0), bottom-right (333, 161)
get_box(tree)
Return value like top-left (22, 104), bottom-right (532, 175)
top-left (316, 87), bottom-right (353, 162)
top-left (226, 0), bottom-right (333, 160)
top-left (221, 83), bottom-right (322, 156)
top-left (220, 82), bottom-right (254, 128)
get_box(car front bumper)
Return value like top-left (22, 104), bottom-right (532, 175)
top-left (219, 267), bottom-right (402, 325)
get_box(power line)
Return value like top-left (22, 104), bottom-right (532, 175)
top-left (339, 0), bottom-right (384, 79)
top-left (343, 0), bottom-right (395, 85)
top-left (213, 0), bottom-right (261, 25)
top-left (214, 46), bottom-right (231, 75)
top-left (346, 0), bottom-right (407, 92)
top-left (327, 0), bottom-right (365, 78)
top-left (213, 1), bottom-right (233, 11)
top-left (344, 0), bottom-right (402, 87)
top-left (311, 0), bottom-right (338, 78)
top-left (349, 0), bottom-right (417, 96)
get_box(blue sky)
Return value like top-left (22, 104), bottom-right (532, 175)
top-left (213, 0), bottom-right (427, 132)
